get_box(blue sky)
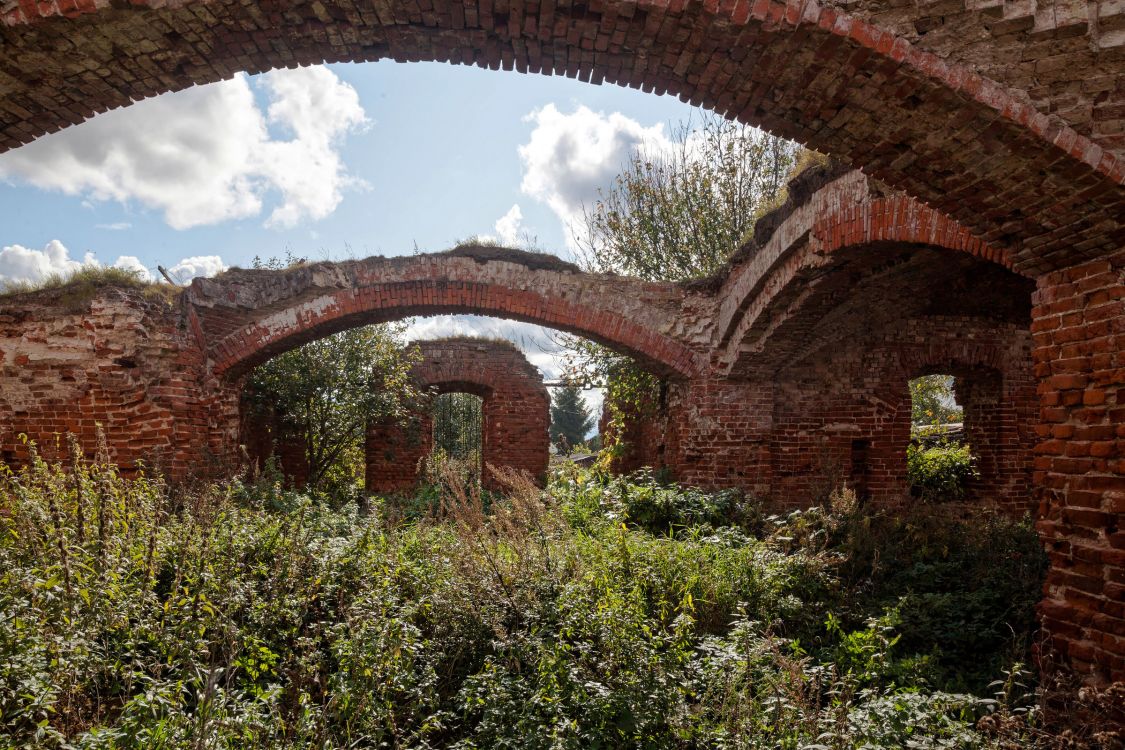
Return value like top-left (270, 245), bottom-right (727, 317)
top-left (0, 61), bottom-right (696, 273)
top-left (0, 61), bottom-right (703, 425)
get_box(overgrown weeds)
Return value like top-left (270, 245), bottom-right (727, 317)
top-left (1, 448), bottom-right (1118, 748)
top-left (0, 266), bottom-right (178, 310)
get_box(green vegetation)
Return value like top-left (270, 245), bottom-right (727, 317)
top-left (5, 442), bottom-right (1105, 749)
top-left (0, 266), bottom-right (178, 310)
top-left (906, 375), bottom-right (976, 502)
top-left (907, 442), bottom-right (979, 503)
top-left (432, 392), bottom-right (483, 468)
top-left (549, 382), bottom-right (595, 453)
top-left (576, 112), bottom-right (796, 282)
top-left (910, 375), bottom-right (964, 428)
top-left (243, 325), bottom-right (420, 491)
top-left (565, 113), bottom-right (797, 460)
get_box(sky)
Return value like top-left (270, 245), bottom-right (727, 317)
top-left (0, 61), bottom-right (704, 427)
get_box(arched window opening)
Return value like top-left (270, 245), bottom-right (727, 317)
top-left (430, 392), bottom-right (484, 485)
top-left (237, 323), bottom-right (419, 492)
top-left (906, 374), bottom-right (976, 503)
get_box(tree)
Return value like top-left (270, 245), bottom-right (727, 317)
top-left (910, 375), bottom-right (964, 428)
top-left (563, 112), bottom-right (800, 454)
top-left (550, 383), bottom-right (595, 454)
top-left (432, 392), bottom-right (483, 462)
top-left (576, 112), bottom-right (797, 281)
top-left (243, 324), bottom-right (420, 490)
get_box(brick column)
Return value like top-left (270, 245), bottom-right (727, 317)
top-left (1032, 251), bottom-right (1125, 683)
top-left (366, 413), bottom-right (431, 494)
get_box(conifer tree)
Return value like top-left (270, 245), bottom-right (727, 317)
top-left (550, 383), bottom-right (594, 453)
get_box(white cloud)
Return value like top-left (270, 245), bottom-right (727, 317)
top-left (95, 222), bottom-right (132, 231)
top-left (519, 104), bottom-right (672, 245)
top-left (111, 255), bottom-right (154, 281)
top-left (168, 255), bottom-right (227, 283)
top-left (0, 65), bottom-right (368, 231)
top-left (0, 240), bottom-right (224, 288)
top-left (0, 240), bottom-right (96, 285)
top-left (494, 204), bottom-right (524, 246)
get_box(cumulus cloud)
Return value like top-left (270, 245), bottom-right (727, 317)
top-left (111, 255), bottom-right (154, 281)
top-left (0, 241), bottom-right (97, 285)
top-left (0, 240), bottom-right (225, 288)
top-left (493, 204), bottom-right (524, 246)
top-left (518, 104), bottom-right (672, 244)
top-left (167, 255), bottom-right (227, 283)
top-left (0, 65), bottom-right (368, 231)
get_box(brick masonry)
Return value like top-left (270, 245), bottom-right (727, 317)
top-left (1, 0), bottom-right (1124, 276)
top-left (365, 337), bottom-right (550, 491)
top-left (0, 169), bottom-right (1120, 689)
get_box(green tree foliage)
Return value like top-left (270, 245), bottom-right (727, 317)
top-left (565, 113), bottom-right (798, 457)
top-left (244, 325), bottom-right (419, 490)
top-left (910, 374), bottom-right (964, 427)
top-left (907, 442), bottom-right (979, 502)
top-left (432, 392), bottom-right (483, 462)
top-left (550, 382), bottom-right (595, 452)
top-left (576, 112), bottom-right (797, 281)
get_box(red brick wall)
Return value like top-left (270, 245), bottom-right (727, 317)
top-left (1032, 250), bottom-right (1125, 684)
top-left (613, 316), bottom-right (1038, 516)
top-left (3, 0), bottom-right (1123, 276)
top-left (366, 338), bottom-right (550, 493)
top-left (0, 287), bottom-right (235, 478)
top-left (768, 318), bottom-right (1038, 513)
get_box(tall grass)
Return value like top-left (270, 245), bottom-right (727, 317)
top-left (1, 448), bottom-right (1118, 748)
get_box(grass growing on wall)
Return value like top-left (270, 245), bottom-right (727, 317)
top-left (1, 449), bottom-right (1118, 748)
top-left (0, 266), bottom-right (179, 310)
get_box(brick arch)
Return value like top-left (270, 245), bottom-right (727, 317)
top-left (3, 0), bottom-right (1123, 274)
top-left (185, 251), bottom-right (704, 380)
top-left (713, 170), bottom-right (1036, 376)
top-left (366, 338), bottom-right (550, 491)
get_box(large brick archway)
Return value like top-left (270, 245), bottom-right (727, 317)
top-left (2, 0), bottom-right (1123, 275)
top-left (365, 338), bottom-right (550, 492)
top-left (186, 248), bottom-right (705, 382)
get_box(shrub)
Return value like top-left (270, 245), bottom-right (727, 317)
top-left (906, 441), bottom-right (978, 502)
top-left (0, 446), bottom-right (1060, 748)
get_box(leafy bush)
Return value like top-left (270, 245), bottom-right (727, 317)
top-left (0, 449), bottom-right (1079, 749)
top-left (906, 441), bottom-right (978, 501)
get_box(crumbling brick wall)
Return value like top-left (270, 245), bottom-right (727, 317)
top-left (366, 338), bottom-right (550, 493)
top-left (0, 286), bottom-right (234, 477)
top-left (768, 317), bottom-right (1038, 514)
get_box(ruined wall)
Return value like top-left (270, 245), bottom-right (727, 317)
top-left (612, 316), bottom-right (1038, 516)
top-left (366, 338), bottom-right (550, 493)
top-left (769, 317), bottom-right (1038, 514)
top-left (0, 286), bottom-right (233, 477)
